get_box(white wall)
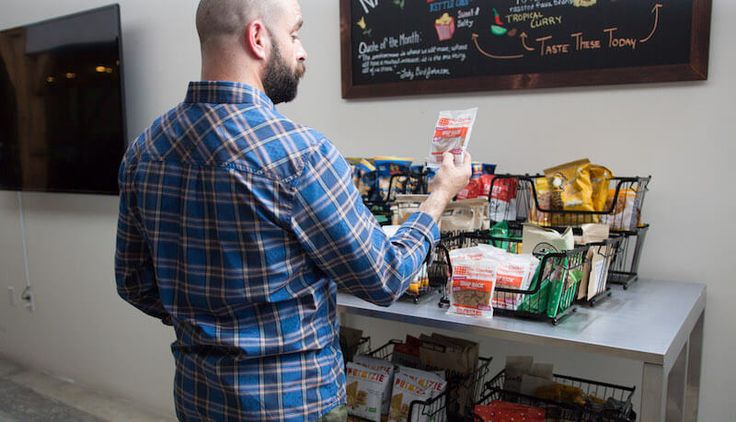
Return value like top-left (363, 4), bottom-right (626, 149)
top-left (0, 0), bottom-right (733, 420)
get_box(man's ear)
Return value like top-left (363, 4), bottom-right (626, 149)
top-left (244, 20), bottom-right (269, 60)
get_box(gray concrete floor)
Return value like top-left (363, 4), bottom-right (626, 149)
top-left (0, 356), bottom-right (176, 422)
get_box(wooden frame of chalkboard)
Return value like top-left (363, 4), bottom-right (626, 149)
top-left (340, 0), bottom-right (712, 99)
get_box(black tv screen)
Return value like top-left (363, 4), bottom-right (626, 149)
top-left (0, 5), bottom-right (126, 195)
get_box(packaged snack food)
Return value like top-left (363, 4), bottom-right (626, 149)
top-left (488, 176), bottom-right (518, 223)
top-left (543, 159), bottom-right (595, 220)
top-left (529, 177), bottom-right (552, 226)
top-left (397, 366), bottom-right (447, 396)
top-left (391, 337), bottom-right (422, 369)
top-left (589, 165), bottom-right (614, 212)
top-left (474, 401), bottom-right (545, 422)
top-left (353, 355), bottom-right (396, 415)
top-left (418, 334), bottom-right (479, 419)
top-left (375, 157), bottom-right (413, 201)
top-left (392, 195), bottom-right (429, 225)
top-left (448, 248), bottom-right (496, 319)
top-left (521, 224), bottom-right (574, 255)
top-left (349, 159), bottom-right (377, 200)
top-left (601, 188), bottom-right (641, 231)
top-left (346, 362), bottom-right (393, 421)
top-left (388, 372), bottom-right (433, 422)
top-left (440, 198), bottom-right (489, 233)
top-left (428, 109), bottom-right (478, 168)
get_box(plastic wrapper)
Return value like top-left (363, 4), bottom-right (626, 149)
top-left (346, 362), bottom-right (392, 421)
top-left (428, 108), bottom-right (478, 168)
top-left (448, 247), bottom-right (496, 319)
top-left (353, 355), bottom-right (396, 416)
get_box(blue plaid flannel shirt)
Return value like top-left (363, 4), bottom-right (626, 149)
top-left (115, 81), bottom-right (439, 421)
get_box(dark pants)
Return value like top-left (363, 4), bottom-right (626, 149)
top-left (317, 405), bottom-right (347, 422)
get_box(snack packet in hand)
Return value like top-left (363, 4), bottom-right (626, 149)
top-left (428, 108), bottom-right (478, 168)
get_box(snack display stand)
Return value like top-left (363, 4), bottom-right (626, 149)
top-left (338, 279), bottom-right (706, 422)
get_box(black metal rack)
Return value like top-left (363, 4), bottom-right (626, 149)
top-left (435, 232), bottom-right (588, 325)
top-left (365, 340), bottom-right (493, 422)
top-left (486, 175), bottom-right (650, 232)
top-left (485, 175), bottom-right (651, 291)
top-left (607, 225), bottom-right (649, 289)
top-left (476, 370), bottom-right (636, 422)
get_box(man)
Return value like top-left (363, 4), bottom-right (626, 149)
top-left (115, 0), bottom-right (471, 420)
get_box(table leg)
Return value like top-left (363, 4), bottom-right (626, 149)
top-left (685, 312), bottom-right (704, 421)
top-left (642, 362), bottom-right (666, 422)
top-left (641, 311), bottom-right (704, 422)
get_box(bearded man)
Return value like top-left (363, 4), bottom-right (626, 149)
top-left (115, 1), bottom-right (471, 420)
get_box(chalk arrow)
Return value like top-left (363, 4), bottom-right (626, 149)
top-left (520, 32), bottom-right (535, 51)
top-left (640, 4), bottom-right (663, 43)
top-left (472, 33), bottom-right (524, 60)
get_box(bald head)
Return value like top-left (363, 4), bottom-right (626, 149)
top-left (196, 0), bottom-right (286, 46)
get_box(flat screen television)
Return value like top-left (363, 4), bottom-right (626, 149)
top-left (0, 4), bottom-right (126, 195)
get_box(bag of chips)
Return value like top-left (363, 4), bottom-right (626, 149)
top-left (428, 108), bottom-right (478, 168)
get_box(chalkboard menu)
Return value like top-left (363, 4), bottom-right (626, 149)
top-left (340, 0), bottom-right (712, 98)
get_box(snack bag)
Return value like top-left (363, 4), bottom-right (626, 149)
top-left (375, 157), bottom-right (413, 201)
top-left (346, 362), bottom-right (392, 421)
top-left (529, 177), bottom-right (552, 226)
top-left (488, 176), bottom-right (518, 223)
top-left (544, 159), bottom-right (595, 225)
top-left (448, 248), bottom-right (496, 319)
top-left (353, 355), bottom-right (396, 415)
top-left (397, 366), bottom-right (448, 398)
top-left (474, 401), bottom-right (545, 422)
top-left (428, 108), bottom-right (478, 168)
top-left (590, 165), bottom-right (614, 212)
top-left (601, 188), bottom-right (640, 231)
top-left (388, 372), bottom-right (433, 422)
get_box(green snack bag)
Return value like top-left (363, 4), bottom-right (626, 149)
top-left (517, 264), bottom-right (548, 314)
top-left (490, 221), bottom-right (510, 251)
top-left (546, 262), bottom-right (584, 318)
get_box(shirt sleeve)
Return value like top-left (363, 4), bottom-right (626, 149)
top-left (289, 138), bottom-right (440, 307)
top-left (114, 148), bottom-right (172, 325)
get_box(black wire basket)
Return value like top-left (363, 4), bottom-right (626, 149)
top-left (486, 175), bottom-right (650, 233)
top-left (575, 236), bottom-right (623, 307)
top-left (607, 225), bottom-right (649, 289)
top-left (438, 232), bottom-right (588, 325)
top-left (364, 340), bottom-right (493, 422)
top-left (475, 370), bottom-right (636, 422)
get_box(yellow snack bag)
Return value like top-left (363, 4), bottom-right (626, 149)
top-left (530, 177), bottom-right (552, 226)
top-left (544, 159), bottom-right (595, 212)
top-left (589, 165), bottom-right (614, 212)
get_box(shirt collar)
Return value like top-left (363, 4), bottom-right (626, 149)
top-left (184, 81), bottom-right (275, 109)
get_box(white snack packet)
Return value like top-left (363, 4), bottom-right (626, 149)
top-left (428, 108), bottom-right (478, 168)
top-left (353, 355), bottom-right (396, 415)
top-left (346, 362), bottom-right (392, 422)
top-left (388, 372), bottom-right (434, 422)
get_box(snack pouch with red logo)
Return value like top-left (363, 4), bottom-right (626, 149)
top-left (428, 108), bottom-right (478, 168)
top-left (448, 247), bottom-right (496, 319)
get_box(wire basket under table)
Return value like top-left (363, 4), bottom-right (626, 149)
top-left (475, 369), bottom-right (636, 422)
top-left (364, 340), bottom-right (493, 422)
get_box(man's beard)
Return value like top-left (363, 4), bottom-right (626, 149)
top-left (262, 42), bottom-right (305, 105)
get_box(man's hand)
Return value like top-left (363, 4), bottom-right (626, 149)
top-left (419, 152), bottom-right (472, 223)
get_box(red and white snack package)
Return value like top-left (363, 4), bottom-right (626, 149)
top-left (428, 108), bottom-right (478, 168)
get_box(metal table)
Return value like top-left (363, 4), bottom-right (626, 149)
top-left (337, 279), bottom-right (705, 422)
